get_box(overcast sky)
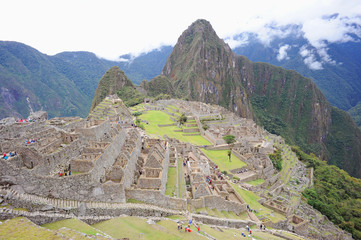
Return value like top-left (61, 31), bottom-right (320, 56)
top-left (1, 0), bottom-right (361, 60)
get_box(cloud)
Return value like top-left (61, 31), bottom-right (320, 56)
top-left (276, 44), bottom-right (291, 61)
top-left (224, 34), bottom-right (250, 49)
top-left (1, 0), bottom-right (361, 60)
top-left (299, 45), bottom-right (323, 70)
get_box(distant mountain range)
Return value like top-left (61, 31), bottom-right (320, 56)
top-left (0, 41), bottom-right (171, 119)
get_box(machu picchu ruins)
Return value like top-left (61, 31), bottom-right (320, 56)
top-left (0, 96), bottom-right (353, 239)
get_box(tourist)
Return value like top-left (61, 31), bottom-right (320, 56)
top-left (69, 170), bottom-right (71, 176)
top-left (260, 224), bottom-right (262, 230)
top-left (185, 227), bottom-right (187, 232)
top-left (198, 226), bottom-right (200, 233)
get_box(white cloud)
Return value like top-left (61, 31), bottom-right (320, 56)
top-left (277, 44), bottom-right (291, 61)
top-left (0, 0), bottom-right (361, 60)
top-left (299, 45), bottom-right (323, 70)
top-left (224, 34), bottom-right (249, 49)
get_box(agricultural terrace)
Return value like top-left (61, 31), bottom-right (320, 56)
top-left (231, 183), bottom-right (286, 223)
top-left (138, 110), bottom-right (211, 146)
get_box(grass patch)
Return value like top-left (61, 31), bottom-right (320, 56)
top-left (126, 198), bottom-right (145, 204)
top-left (139, 110), bottom-right (211, 146)
top-left (201, 149), bottom-right (246, 174)
top-left (42, 218), bottom-right (102, 235)
top-left (200, 224), bottom-right (286, 240)
top-left (246, 179), bottom-right (265, 186)
top-left (231, 183), bottom-right (286, 223)
top-left (166, 215), bottom-right (187, 221)
top-left (165, 167), bottom-right (177, 197)
top-left (92, 216), bottom-right (206, 240)
top-left (196, 207), bottom-right (249, 220)
top-left (0, 217), bottom-right (63, 239)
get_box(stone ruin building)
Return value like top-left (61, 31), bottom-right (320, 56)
top-left (0, 96), bottom-right (353, 240)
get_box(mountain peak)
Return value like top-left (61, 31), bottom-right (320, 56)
top-left (175, 19), bottom-right (224, 49)
top-left (89, 66), bottom-right (134, 112)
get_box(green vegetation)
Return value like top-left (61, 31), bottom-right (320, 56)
top-left (90, 66), bottom-right (134, 111)
top-left (292, 146), bottom-right (361, 239)
top-left (117, 86), bottom-right (145, 107)
top-left (231, 183), bottom-right (286, 223)
top-left (165, 167), bottom-right (177, 197)
top-left (132, 111), bottom-right (142, 116)
top-left (269, 148), bottom-right (282, 171)
top-left (0, 217), bottom-right (64, 239)
top-left (178, 113), bottom-right (188, 125)
top-left (154, 93), bottom-right (171, 100)
top-left (126, 198), bottom-right (145, 204)
top-left (201, 149), bottom-right (246, 174)
top-left (139, 110), bottom-right (211, 146)
top-left (326, 107), bottom-right (361, 178)
top-left (42, 218), bottom-right (102, 235)
top-left (200, 223), bottom-right (289, 240)
top-left (246, 179), bottom-right (265, 186)
top-left (223, 135), bottom-right (236, 145)
top-left (223, 135), bottom-right (236, 162)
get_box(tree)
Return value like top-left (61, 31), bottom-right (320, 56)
top-left (178, 113), bottom-right (187, 125)
top-left (223, 135), bottom-right (236, 162)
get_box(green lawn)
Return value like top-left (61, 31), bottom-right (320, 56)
top-left (92, 216), bottom-right (206, 240)
top-left (200, 224), bottom-right (286, 240)
top-left (201, 149), bottom-right (247, 174)
top-left (246, 179), bottom-right (265, 186)
top-left (42, 218), bottom-right (102, 236)
top-left (165, 167), bottom-right (177, 197)
top-left (139, 110), bottom-right (211, 146)
top-left (231, 183), bottom-right (286, 223)
top-left (0, 217), bottom-right (64, 240)
top-left (195, 207), bottom-right (249, 220)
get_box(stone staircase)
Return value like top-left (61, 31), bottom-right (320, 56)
top-left (1, 186), bottom-right (181, 214)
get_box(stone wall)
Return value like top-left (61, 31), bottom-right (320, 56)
top-left (90, 129), bottom-right (127, 183)
top-left (188, 195), bottom-right (246, 215)
top-left (125, 189), bottom-right (186, 210)
top-left (137, 177), bottom-right (162, 189)
top-left (203, 195), bottom-right (246, 215)
top-left (0, 129), bottom-right (129, 202)
top-left (191, 213), bottom-right (255, 228)
top-left (183, 128), bottom-right (200, 133)
top-left (160, 143), bottom-right (170, 194)
top-left (76, 120), bottom-right (110, 142)
top-left (121, 131), bottom-right (142, 188)
top-left (35, 137), bottom-right (87, 175)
